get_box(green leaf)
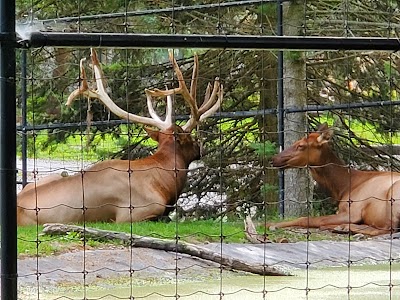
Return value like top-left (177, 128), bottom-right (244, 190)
top-left (249, 141), bottom-right (277, 159)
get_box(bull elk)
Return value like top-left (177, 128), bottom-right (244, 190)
top-left (17, 49), bottom-right (223, 225)
top-left (269, 123), bottom-right (400, 236)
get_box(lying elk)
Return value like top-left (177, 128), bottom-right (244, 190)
top-left (17, 49), bottom-right (222, 225)
top-left (269, 123), bottom-right (400, 236)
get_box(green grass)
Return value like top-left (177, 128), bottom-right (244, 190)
top-left (18, 225), bottom-right (89, 257)
top-left (89, 220), bottom-right (247, 243)
top-left (17, 220), bottom-right (247, 257)
top-left (17, 219), bottom-right (352, 257)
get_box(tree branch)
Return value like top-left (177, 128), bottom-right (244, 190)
top-left (42, 223), bottom-right (289, 276)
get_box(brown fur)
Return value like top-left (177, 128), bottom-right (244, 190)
top-left (269, 124), bottom-right (400, 236)
top-left (21, 172), bottom-right (68, 194)
top-left (17, 126), bottom-right (200, 225)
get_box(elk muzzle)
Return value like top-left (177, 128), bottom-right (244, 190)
top-left (271, 153), bottom-right (289, 169)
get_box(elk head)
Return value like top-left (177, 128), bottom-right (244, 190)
top-left (67, 48), bottom-right (223, 163)
top-left (272, 123), bottom-right (334, 168)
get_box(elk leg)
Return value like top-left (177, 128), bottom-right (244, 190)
top-left (266, 212), bottom-right (360, 230)
top-left (333, 223), bottom-right (391, 236)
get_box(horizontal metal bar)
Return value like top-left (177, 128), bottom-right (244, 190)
top-left (16, 99), bottom-right (400, 132)
top-left (42, 0), bottom-right (286, 24)
top-left (24, 32), bottom-right (400, 51)
top-left (17, 119), bottom-right (131, 131)
top-left (286, 99), bottom-right (400, 113)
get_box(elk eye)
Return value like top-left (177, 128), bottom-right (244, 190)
top-left (297, 144), bottom-right (305, 150)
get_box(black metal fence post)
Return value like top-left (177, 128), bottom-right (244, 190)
top-left (277, 0), bottom-right (285, 217)
top-left (0, 0), bottom-right (18, 298)
top-left (21, 49), bottom-right (28, 187)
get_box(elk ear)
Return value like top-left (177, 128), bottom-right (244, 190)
top-left (172, 125), bottom-right (191, 145)
top-left (317, 123), bottom-right (329, 132)
top-left (144, 127), bottom-right (160, 142)
top-left (317, 128), bottom-right (333, 144)
top-left (174, 131), bottom-right (190, 145)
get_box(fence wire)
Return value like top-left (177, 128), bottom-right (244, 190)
top-left (10, 0), bottom-right (400, 299)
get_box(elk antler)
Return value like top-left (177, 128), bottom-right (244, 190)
top-left (146, 52), bottom-right (223, 132)
top-left (67, 48), bottom-right (174, 131)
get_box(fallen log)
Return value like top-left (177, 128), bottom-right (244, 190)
top-left (42, 223), bottom-right (289, 276)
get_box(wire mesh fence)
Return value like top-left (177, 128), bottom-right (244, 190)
top-left (7, 0), bottom-right (400, 299)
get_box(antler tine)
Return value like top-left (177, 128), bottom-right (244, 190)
top-left (199, 78), bottom-right (221, 115)
top-left (190, 54), bottom-right (198, 102)
top-left (144, 88), bottom-right (174, 127)
top-left (182, 79), bottom-right (223, 132)
top-left (145, 91), bottom-right (163, 124)
top-left (199, 83), bottom-right (223, 122)
top-left (66, 58), bottom-right (97, 106)
top-left (67, 48), bottom-right (172, 131)
top-left (168, 52), bottom-right (199, 125)
top-left (165, 94), bottom-right (173, 126)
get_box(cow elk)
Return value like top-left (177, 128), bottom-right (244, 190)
top-left (269, 123), bottom-right (400, 236)
top-left (17, 49), bottom-right (223, 225)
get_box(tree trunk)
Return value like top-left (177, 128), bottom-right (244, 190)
top-left (282, 1), bottom-right (313, 217)
top-left (259, 57), bottom-right (279, 210)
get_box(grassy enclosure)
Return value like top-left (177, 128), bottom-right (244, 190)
top-left (18, 219), bottom-right (359, 258)
top-left (18, 220), bottom-right (247, 256)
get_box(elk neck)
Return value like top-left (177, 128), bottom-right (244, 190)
top-left (151, 134), bottom-right (199, 171)
top-left (148, 134), bottom-right (198, 206)
top-left (309, 145), bottom-right (356, 201)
